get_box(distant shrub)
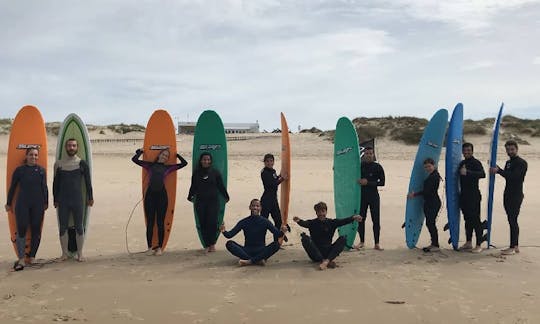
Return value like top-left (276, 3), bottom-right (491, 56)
top-left (390, 128), bottom-right (423, 145)
top-left (355, 125), bottom-right (386, 143)
top-left (300, 127), bottom-right (322, 134)
top-left (501, 133), bottom-right (530, 145)
top-left (463, 124), bottom-right (487, 135)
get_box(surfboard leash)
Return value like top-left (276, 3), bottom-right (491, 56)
top-left (124, 197), bottom-right (147, 255)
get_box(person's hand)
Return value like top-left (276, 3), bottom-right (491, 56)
top-left (280, 224), bottom-right (289, 232)
top-left (277, 235), bottom-right (285, 246)
top-left (219, 223), bottom-right (226, 233)
top-left (489, 166), bottom-right (499, 174)
top-left (54, 202), bottom-right (59, 208)
top-left (358, 178), bottom-right (368, 186)
top-left (293, 216), bottom-right (300, 223)
top-left (5, 204), bottom-right (10, 212)
top-left (352, 215), bottom-right (363, 222)
top-left (460, 165), bottom-right (467, 176)
top-left (407, 192), bottom-right (415, 199)
top-left (280, 173), bottom-right (289, 181)
top-left (87, 199), bottom-right (94, 207)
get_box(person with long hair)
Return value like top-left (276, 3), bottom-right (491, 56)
top-left (6, 147), bottom-right (48, 271)
top-left (132, 147), bottom-right (187, 256)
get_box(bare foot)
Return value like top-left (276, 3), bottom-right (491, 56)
top-left (208, 245), bottom-right (216, 252)
top-left (515, 246), bottom-right (520, 253)
top-left (353, 243), bottom-right (364, 250)
top-left (319, 259), bottom-right (329, 270)
top-left (26, 257), bottom-right (36, 265)
top-left (328, 261), bottom-right (337, 269)
top-left (238, 259), bottom-right (252, 266)
top-left (155, 248), bottom-right (163, 256)
top-left (57, 254), bottom-right (69, 262)
top-left (146, 248), bottom-right (155, 256)
top-left (374, 244), bottom-right (384, 251)
top-left (77, 254), bottom-right (86, 262)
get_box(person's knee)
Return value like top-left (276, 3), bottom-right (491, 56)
top-left (225, 240), bottom-right (235, 250)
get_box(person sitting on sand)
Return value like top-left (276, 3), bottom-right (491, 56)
top-left (293, 201), bottom-right (362, 270)
top-left (220, 199), bottom-right (285, 266)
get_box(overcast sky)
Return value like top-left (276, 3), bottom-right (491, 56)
top-left (1, 0), bottom-right (539, 131)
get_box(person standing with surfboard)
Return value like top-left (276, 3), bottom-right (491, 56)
top-left (260, 153), bottom-right (288, 232)
top-left (490, 140), bottom-right (528, 255)
top-left (458, 142), bottom-right (486, 253)
top-left (188, 152), bottom-right (230, 253)
top-left (407, 158), bottom-right (442, 252)
top-left (355, 146), bottom-right (385, 251)
top-left (54, 138), bottom-right (93, 262)
top-left (132, 148), bottom-right (188, 256)
top-left (6, 147), bottom-right (48, 271)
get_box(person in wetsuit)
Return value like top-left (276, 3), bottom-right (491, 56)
top-left (408, 158), bottom-right (442, 252)
top-left (220, 198), bottom-right (285, 266)
top-left (188, 152), bottom-right (230, 253)
top-left (260, 153), bottom-right (287, 231)
top-left (132, 147), bottom-right (188, 256)
top-left (458, 142), bottom-right (486, 253)
top-left (53, 139), bottom-right (93, 262)
top-left (5, 147), bottom-right (48, 271)
top-left (490, 140), bottom-right (528, 255)
top-left (355, 147), bottom-right (385, 251)
top-left (293, 201), bottom-right (362, 270)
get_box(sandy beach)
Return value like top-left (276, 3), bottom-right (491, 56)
top-left (1, 132), bottom-right (539, 324)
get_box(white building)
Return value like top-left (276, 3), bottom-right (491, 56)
top-left (177, 121), bottom-right (259, 134)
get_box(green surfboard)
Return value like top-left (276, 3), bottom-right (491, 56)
top-left (192, 110), bottom-right (228, 247)
top-left (55, 113), bottom-right (92, 257)
top-left (333, 117), bottom-right (361, 250)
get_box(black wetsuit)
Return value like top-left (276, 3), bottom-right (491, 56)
top-left (497, 155), bottom-right (528, 248)
top-left (358, 161), bottom-right (385, 244)
top-left (188, 167), bottom-right (229, 247)
top-left (260, 167), bottom-right (283, 229)
top-left (6, 164), bottom-right (48, 259)
top-left (296, 216), bottom-right (354, 261)
top-left (222, 215), bottom-right (283, 263)
top-left (458, 156), bottom-right (485, 246)
top-left (132, 151), bottom-right (188, 248)
top-left (415, 170), bottom-right (441, 247)
top-left (53, 157), bottom-right (93, 236)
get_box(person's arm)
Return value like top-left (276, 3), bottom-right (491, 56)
top-left (334, 216), bottom-right (355, 227)
top-left (6, 167), bottom-right (22, 207)
top-left (261, 169), bottom-right (279, 191)
top-left (222, 219), bottom-right (244, 239)
top-left (293, 217), bottom-right (310, 228)
top-left (175, 153), bottom-right (188, 169)
top-left (467, 160), bottom-right (486, 179)
top-left (366, 164), bottom-right (385, 187)
top-left (265, 219), bottom-right (285, 241)
top-left (53, 162), bottom-right (60, 207)
top-left (187, 173), bottom-right (197, 202)
top-left (80, 160), bottom-right (94, 203)
top-left (40, 167), bottom-right (48, 207)
top-left (421, 173), bottom-right (438, 199)
top-left (215, 171), bottom-right (230, 202)
top-left (131, 149), bottom-right (151, 169)
top-left (497, 159), bottom-right (527, 181)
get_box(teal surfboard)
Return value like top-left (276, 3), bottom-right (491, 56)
top-left (333, 117), bottom-right (361, 250)
top-left (192, 110), bottom-right (228, 247)
top-left (55, 113), bottom-right (92, 257)
top-left (445, 103), bottom-right (463, 250)
top-left (486, 103), bottom-right (504, 249)
top-left (405, 109), bottom-right (448, 249)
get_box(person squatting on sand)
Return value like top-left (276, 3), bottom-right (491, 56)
top-left (293, 201), bottom-right (362, 270)
top-left (458, 142), bottom-right (486, 253)
top-left (6, 147), bottom-right (48, 271)
top-left (407, 158), bottom-right (442, 252)
top-left (54, 139), bottom-right (93, 262)
top-left (132, 147), bottom-right (188, 256)
top-left (355, 147), bottom-right (385, 251)
top-left (490, 140), bottom-right (528, 255)
top-left (220, 199), bottom-right (285, 266)
top-left (260, 153), bottom-right (289, 233)
top-left (188, 152), bottom-right (230, 253)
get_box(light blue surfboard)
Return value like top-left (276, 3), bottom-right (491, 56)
top-left (405, 109), bottom-right (448, 249)
top-left (486, 103), bottom-right (504, 249)
top-left (445, 103), bottom-right (463, 250)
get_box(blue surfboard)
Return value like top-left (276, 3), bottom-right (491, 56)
top-left (445, 103), bottom-right (463, 250)
top-left (405, 109), bottom-right (448, 249)
top-left (486, 103), bottom-right (504, 249)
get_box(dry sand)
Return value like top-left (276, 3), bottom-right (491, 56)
top-left (0, 133), bottom-right (539, 324)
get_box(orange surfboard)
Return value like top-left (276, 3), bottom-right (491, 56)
top-left (280, 113), bottom-right (291, 227)
top-left (6, 105), bottom-right (48, 259)
top-left (141, 110), bottom-right (177, 250)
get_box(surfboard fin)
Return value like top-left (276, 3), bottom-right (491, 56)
top-left (401, 222), bottom-right (405, 229)
top-left (443, 223), bottom-right (449, 231)
top-left (481, 234), bottom-right (488, 243)
top-left (448, 238), bottom-right (452, 244)
top-left (482, 220), bottom-right (488, 230)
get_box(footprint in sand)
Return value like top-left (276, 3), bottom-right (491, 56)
top-left (112, 308), bottom-right (144, 321)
